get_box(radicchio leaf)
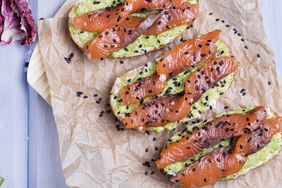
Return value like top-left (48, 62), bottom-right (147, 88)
top-left (0, 0), bottom-right (36, 45)
top-left (0, 1), bottom-right (4, 36)
top-left (0, 0), bottom-right (24, 44)
top-left (10, 0), bottom-right (36, 45)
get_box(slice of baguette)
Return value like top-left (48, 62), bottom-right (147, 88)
top-left (110, 40), bottom-right (234, 132)
top-left (68, 0), bottom-right (198, 58)
top-left (164, 107), bottom-right (282, 181)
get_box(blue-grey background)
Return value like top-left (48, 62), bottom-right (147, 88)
top-left (0, 1), bottom-right (281, 188)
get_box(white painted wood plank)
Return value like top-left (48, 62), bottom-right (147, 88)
top-left (0, 44), bottom-right (28, 188)
top-left (262, 0), bottom-right (282, 75)
top-left (28, 1), bottom-right (68, 188)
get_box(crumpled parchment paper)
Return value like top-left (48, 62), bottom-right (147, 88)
top-left (36, 0), bottom-right (282, 187)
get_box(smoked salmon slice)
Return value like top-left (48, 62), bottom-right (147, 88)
top-left (184, 57), bottom-right (239, 101)
top-left (171, 146), bottom-right (246, 187)
top-left (144, 4), bottom-right (199, 35)
top-left (119, 30), bottom-right (221, 105)
top-left (125, 0), bottom-right (193, 13)
top-left (84, 16), bottom-right (144, 60)
top-left (70, 5), bottom-right (130, 33)
top-left (234, 117), bottom-right (282, 156)
top-left (123, 56), bottom-right (239, 129)
top-left (124, 95), bottom-right (191, 128)
top-left (171, 116), bottom-right (282, 187)
top-left (155, 107), bottom-right (266, 169)
top-left (119, 74), bottom-right (166, 105)
top-left (157, 30), bottom-right (221, 79)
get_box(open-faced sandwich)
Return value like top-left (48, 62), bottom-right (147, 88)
top-left (68, 0), bottom-right (199, 60)
top-left (156, 106), bottom-right (282, 187)
top-left (110, 30), bottom-right (239, 132)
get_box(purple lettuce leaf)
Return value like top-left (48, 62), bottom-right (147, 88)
top-left (10, 0), bottom-right (36, 45)
top-left (0, 0), bottom-right (24, 45)
top-left (0, 0), bottom-right (36, 45)
top-left (0, 1), bottom-right (4, 37)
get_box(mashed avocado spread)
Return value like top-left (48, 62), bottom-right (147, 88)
top-left (69, 0), bottom-right (197, 57)
top-left (163, 107), bottom-right (282, 181)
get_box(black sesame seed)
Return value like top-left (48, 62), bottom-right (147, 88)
top-left (76, 91), bottom-right (83, 97)
top-left (240, 88), bottom-right (246, 93)
top-left (257, 54), bottom-right (261, 58)
top-left (64, 52), bottom-right (74, 64)
top-left (259, 132), bottom-right (263, 136)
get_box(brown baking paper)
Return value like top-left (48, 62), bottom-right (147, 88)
top-left (36, 0), bottom-right (282, 187)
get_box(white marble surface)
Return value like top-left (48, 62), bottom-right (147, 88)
top-left (0, 1), bottom-right (281, 188)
